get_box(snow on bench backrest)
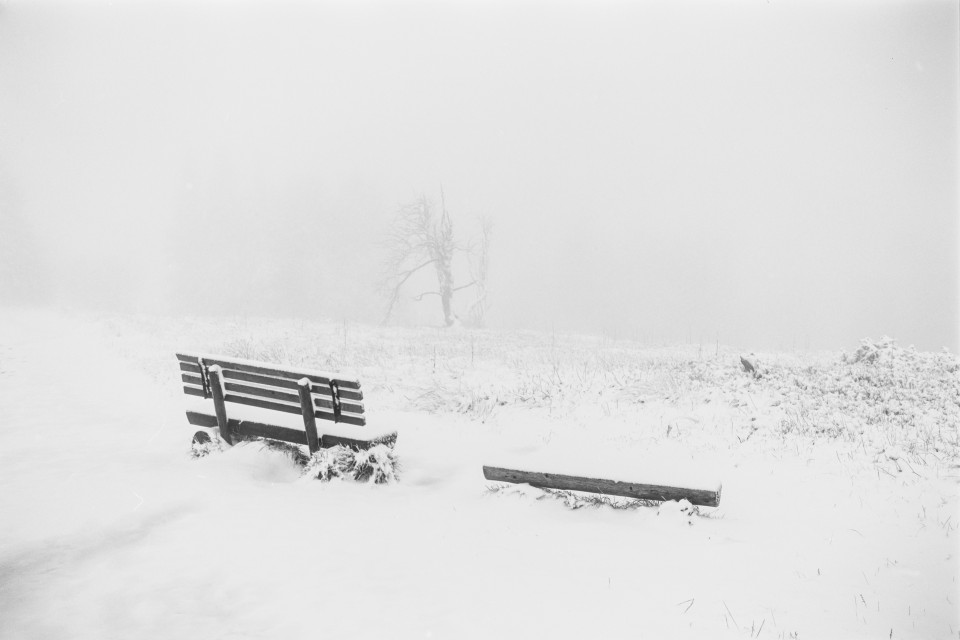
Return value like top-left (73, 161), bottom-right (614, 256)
top-left (177, 351), bottom-right (365, 426)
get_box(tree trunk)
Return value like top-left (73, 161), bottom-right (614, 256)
top-left (441, 286), bottom-right (453, 326)
top-left (437, 208), bottom-right (456, 326)
top-left (438, 258), bottom-right (454, 326)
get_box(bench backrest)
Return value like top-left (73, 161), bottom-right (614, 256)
top-left (177, 352), bottom-right (365, 426)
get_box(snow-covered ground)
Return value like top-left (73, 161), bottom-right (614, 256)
top-left (0, 309), bottom-right (957, 639)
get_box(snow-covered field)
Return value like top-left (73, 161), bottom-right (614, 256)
top-left (1, 308), bottom-right (957, 639)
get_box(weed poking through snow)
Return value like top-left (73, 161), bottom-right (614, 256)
top-left (302, 444), bottom-right (400, 484)
top-left (256, 439), bottom-right (311, 466)
top-left (190, 430), bottom-right (226, 459)
top-left (486, 483), bottom-right (722, 518)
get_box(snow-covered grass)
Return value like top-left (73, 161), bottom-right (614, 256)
top-left (104, 312), bottom-right (960, 466)
top-left (1, 309), bottom-right (957, 639)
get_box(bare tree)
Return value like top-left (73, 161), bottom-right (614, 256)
top-left (380, 191), bottom-right (490, 327)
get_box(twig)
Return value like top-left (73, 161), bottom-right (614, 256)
top-left (413, 280), bottom-right (477, 301)
top-left (723, 601), bottom-right (740, 630)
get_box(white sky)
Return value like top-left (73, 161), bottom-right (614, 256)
top-left (0, 0), bottom-right (957, 351)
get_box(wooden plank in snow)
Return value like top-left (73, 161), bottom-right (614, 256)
top-left (482, 466), bottom-right (721, 507)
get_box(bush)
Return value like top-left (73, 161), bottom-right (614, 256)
top-left (302, 444), bottom-right (399, 484)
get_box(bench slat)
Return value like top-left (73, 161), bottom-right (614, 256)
top-left (313, 395), bottom-right (363, 415)
top-left (315, 409), bottom-right (363, 426)
top-left (182, 383), bottom-right (367, 426)
top-left (225, 381), bottom-right (299, 405)
top-left (183, 385), bottom-right (205, 398)
top-left (182, 373), bottom-right (203, 387)
top-left (223, 369), bottom-right (364, 402)
top-left (177, 352), bottom-right (360, 390)
top-left (187, 411), bottom-right (307, 445)
top-left (227, 379), bottom-right (364, 414)
top-left (180, 362), bottom-right (201, 375)
top-left (187, 374), bottom-right (304, 408)
top-left (183, 374), bottom-right (366, 415)
top-left (221, 393), bottom-right (367, 427)
top-left (186, 411), bottom-right (396, 450)
top-left (225, 392), bottom-right (302, 416)
top-left (180, 363), bottom-right (363, 402)
top-left (225, 381), bottom-right (366, 414)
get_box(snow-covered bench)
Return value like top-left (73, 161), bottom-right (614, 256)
top-left (177, 352), bottom-right (397, 453)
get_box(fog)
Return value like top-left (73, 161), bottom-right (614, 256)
top-left (1, 0), bottom-right (957, 352)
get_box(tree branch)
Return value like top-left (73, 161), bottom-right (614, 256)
top-left (381, 258), bottom-right (438, 324)
top-left (451, 280), bottom-right (477, 293)
top-left (412, 282), bottom-right (474, 303)
top-left (396, 258), bottom-right (437, 284)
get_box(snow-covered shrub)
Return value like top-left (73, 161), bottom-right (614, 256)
top-left (352, 445), bottom-right (401, 484)
top-left (190, 431), bottom-right (226, 458)
top-left (845, 336), bottom-right (898, 364)
top-left (303, 445), bottom-right (399, 484)
top-left (303, 446), bottom-right (356, 481)
top-left (746, 338), bottom-right (958, 457)
top-left (257, 439), bottom-right (311, 466)
top-left (653, 338), bottom-right (959, 459)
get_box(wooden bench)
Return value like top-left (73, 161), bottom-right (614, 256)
top-left (177, 352), bottom-right (397, 454)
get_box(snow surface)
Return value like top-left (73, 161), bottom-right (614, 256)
top-left (0, 309), bottom-right (957, 639)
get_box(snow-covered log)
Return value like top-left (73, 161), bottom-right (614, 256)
top-left (482, 466), bottom-right (722, 507)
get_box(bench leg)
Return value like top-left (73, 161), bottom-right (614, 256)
top-left (208, 365), bottom-right (232, 446)
top-left (298, 378), bottom-right (321, 454)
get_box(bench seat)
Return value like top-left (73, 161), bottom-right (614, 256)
top-left (184, 402), bottom-right (398, 450)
